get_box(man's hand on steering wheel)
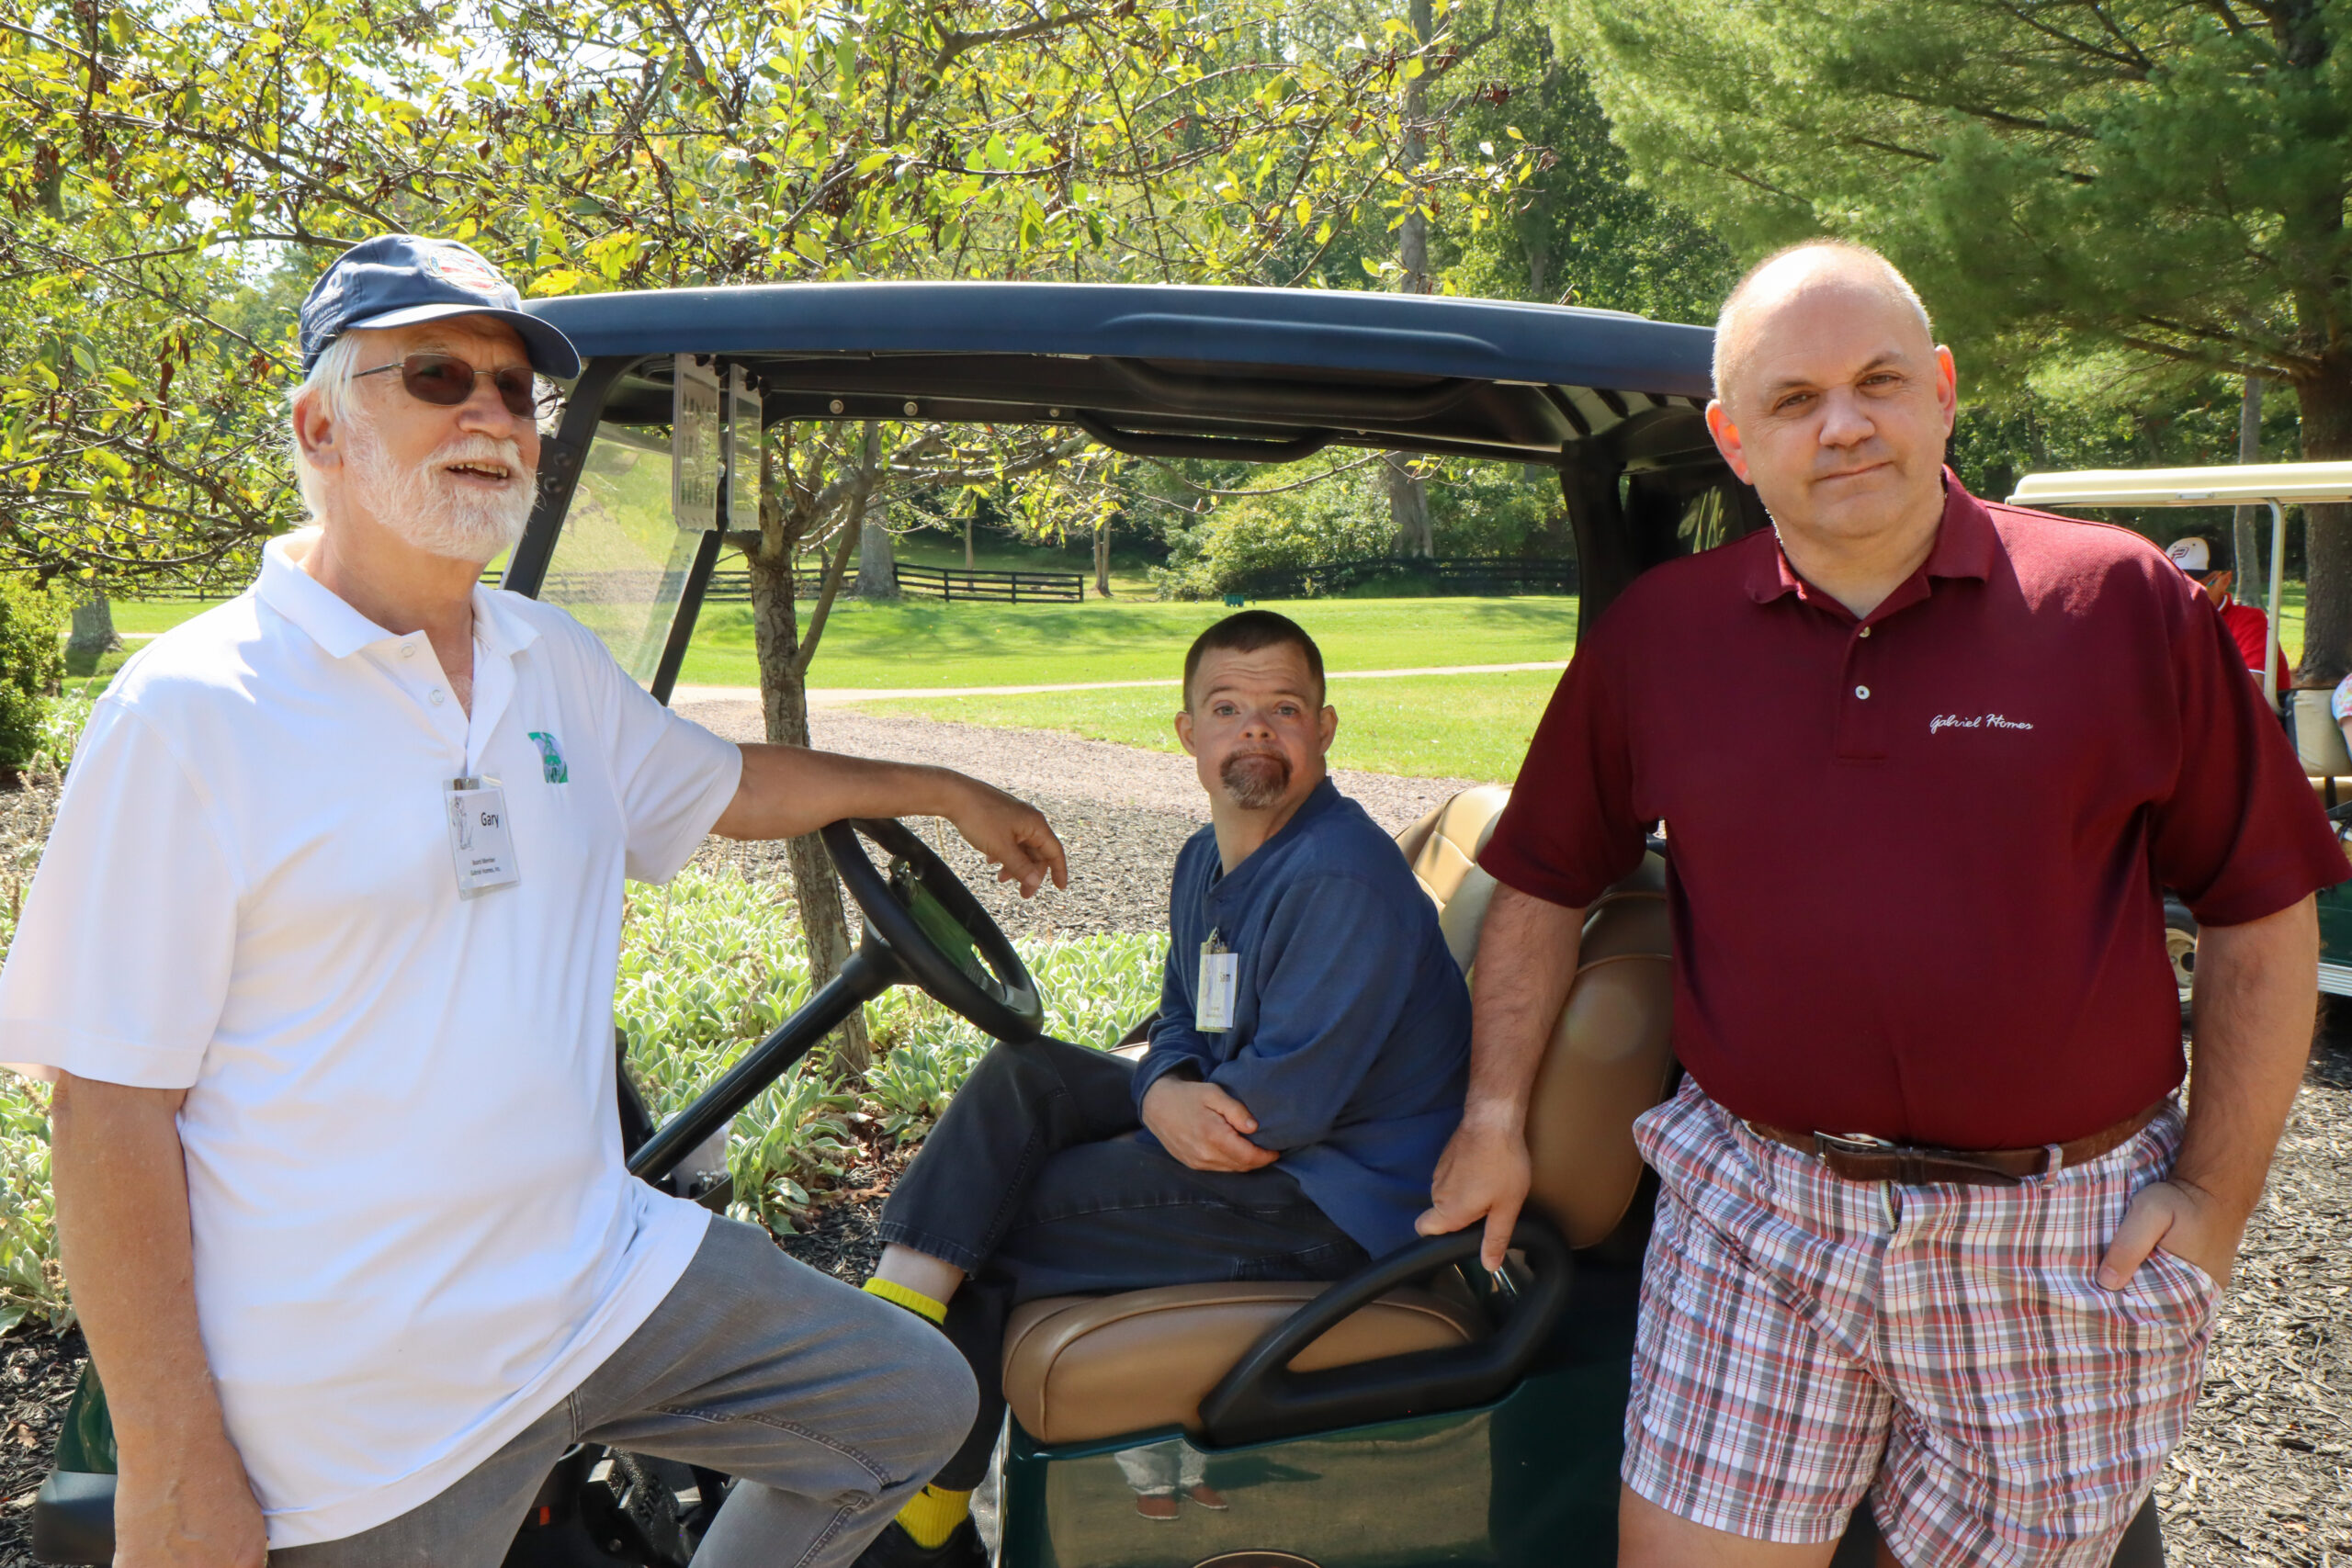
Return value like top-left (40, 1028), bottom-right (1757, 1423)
top-left (943, 775), bottom-right (1069, 897)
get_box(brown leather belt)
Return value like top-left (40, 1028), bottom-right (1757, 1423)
top-left (1744, 1100), bottom-right (2166, 1188)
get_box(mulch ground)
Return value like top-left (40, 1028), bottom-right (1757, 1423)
top-left (2156, 1039), bottom-right (2352, 1568)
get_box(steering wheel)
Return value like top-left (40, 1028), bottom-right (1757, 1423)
top-left (820, 818), bottom-right (1045, 1043)
top-left (629, 817), bottom-right (1045, 1186)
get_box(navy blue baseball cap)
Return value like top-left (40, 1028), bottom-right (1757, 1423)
top-left (298, 234), bottom-right (581, 379)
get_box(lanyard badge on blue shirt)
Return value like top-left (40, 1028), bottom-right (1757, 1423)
top-left (1197, 928), bottom-right (1237, 1032)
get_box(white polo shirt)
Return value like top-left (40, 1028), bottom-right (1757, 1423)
top-left (0, 530), bottom-right (742, 1547)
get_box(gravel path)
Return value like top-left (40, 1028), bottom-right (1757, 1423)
top-left (679, 700), bottom-right (1479, 941)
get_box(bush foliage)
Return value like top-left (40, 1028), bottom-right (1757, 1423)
top-left (1153, 462), bottom-right (1575, 600)
top-left (616, 869), bottom-right (1162, 1234)
top-left (0, 580), bottom-right (62, 776)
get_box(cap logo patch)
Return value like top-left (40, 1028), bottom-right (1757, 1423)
top-left (420, 245), bottom-right (506, 297)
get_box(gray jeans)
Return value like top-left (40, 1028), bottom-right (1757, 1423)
top-left (271, 1218), bottom-right (978, 1568)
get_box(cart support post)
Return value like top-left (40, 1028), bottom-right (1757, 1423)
top-left (2265, 499), bottom-right (2287, 711)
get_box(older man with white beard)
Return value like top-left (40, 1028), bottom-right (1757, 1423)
top-left (0, 234), bottom-right (1070, 1568)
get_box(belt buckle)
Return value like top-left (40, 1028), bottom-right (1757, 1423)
top-left (1815, 1131), bottom-right (1894, 1160)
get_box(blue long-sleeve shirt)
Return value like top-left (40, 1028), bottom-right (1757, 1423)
top-left (1136, 778), bottom-right (1471, 1258)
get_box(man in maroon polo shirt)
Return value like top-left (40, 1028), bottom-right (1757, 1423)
top-left (1417, 239), bottom-right (2346, 1568)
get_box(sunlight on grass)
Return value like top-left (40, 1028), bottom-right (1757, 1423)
top-left (677, 595), bottom-right (1578, 690)
top-left (870, 668), bottom-right (1560, 783)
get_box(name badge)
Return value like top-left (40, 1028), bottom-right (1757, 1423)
top-left (1197, 931), bottom-right (1238, 1033)
top-left (445, 776), bottom-right (520, 898)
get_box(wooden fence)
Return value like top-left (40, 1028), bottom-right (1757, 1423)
top-left (1235, 556), bottom-right (1577, 600)
top-left (892, 563), bottom-right (1084, 603)
top-left (691, 564), bottom-right (1085, 604)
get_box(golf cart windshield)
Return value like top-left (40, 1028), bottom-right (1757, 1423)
top-left (505, 281), bottom-right (1758, 698)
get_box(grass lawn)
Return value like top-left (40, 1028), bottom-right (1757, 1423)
top-left (675, 595), bottom-right (1577, 690)
top-left (107, 598), bottom-right (233, 635)
top-left (868, 668), bottom-right (1560, 783)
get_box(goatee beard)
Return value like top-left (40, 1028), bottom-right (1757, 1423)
top-left (350, 425), bottom-right (536, 564)
top-left (1220, 749), bottom-right (1292, 810)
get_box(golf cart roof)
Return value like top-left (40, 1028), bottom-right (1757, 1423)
top-left (526, 280), bottom-right (1718, 467)
top-left (2008, 461), bottom-right (2352, 509)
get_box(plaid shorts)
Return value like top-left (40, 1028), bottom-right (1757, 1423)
top-left (1623, 1077), bottom-right (2220, 1568)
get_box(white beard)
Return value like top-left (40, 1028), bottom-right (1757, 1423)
top-left (349, 425), bottom-right (537, 564)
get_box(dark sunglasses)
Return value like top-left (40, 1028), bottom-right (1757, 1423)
top-left (354, 353), bottom-right (557, 419)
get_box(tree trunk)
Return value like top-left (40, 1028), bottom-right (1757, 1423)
top-left (964, 513), bottom-right (974, 570)
top-left (1093, 520), bottom-right (1112, 597)
top-left (2233, 376), bottom-right (2267, 613)
top-left (1384, 455), bottom-right (1434, 558)
top-left (749, 442), bottom-right (872, 1078)
top-left (854, 502), bottom-right (898, 599)
top-left (1522, 193), bottom-right (1552, 300)
top-left (65, 595), bottom-right (120, 675)
top-left (2293, 365), bottom-right (2352, 689)
top-left (1385, 0), bottom-right (1434, 557)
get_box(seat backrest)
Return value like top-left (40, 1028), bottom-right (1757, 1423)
top-left (1520, 859), bottom-right (1673, 1246)
top-left (1393, 784), bottom-right (1511, 973)
top-left (1396, 784), bottom-right (1512, 908)
top-left (1408, 787), bottom-right (1675, 1249)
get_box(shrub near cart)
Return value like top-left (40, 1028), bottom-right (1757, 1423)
top-left (32, 284), bottom-right (2160, 1568)
top-left (2007, 463), bottom-right (2352, 1013)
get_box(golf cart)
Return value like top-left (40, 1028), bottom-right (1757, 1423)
top-left (30, 283), bottom-right (2161, 1567)
top-left (2007, 462), bottom-right (2352, 1006)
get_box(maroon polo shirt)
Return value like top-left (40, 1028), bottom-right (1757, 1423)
top-left (1482, 476), bottom-right (2346, 1148)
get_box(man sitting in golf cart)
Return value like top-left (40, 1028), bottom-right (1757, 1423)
top-left (847, 610), bottom-right (1474, 1568)
top-left (0, 234), bottom-right (1069, 1568)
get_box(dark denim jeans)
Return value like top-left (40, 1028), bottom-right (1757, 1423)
top-left (876, 1037), bottom-right (1367, 1488)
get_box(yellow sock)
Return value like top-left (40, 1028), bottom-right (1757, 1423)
top-left (862, 1280), bottom-right (963, 1544)
top-left (862, 1276), bottom-right (948, 1325)
top-left (895, 1484), bottom-right (972, 1547)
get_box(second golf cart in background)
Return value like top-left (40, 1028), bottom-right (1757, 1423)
top-left (2008, 463), bottom-right (2352, 1008)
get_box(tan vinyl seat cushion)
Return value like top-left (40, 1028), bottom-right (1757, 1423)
top-left (1001, 1281), bottom-right (1480, 1445)
top-left (1396, 784), bottom-right (1512, 910)
top-left (1431, 852), bottom-right (1674, 1247)
top-left (1393, 784), bottom-right (1511, 972)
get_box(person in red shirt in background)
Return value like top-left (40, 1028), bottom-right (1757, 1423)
top-left (2165, 531), bottom-right (2291, 701)
top-left (1417, 239), bottom-right (2344, 1568)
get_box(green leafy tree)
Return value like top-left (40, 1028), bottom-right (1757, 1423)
top-left (1555, 0), bottom-right (2352, 681)
top-left (4, 0), bottom-right (1524, 1069)
top-left (1432, 20), bottom-right (1732, 322)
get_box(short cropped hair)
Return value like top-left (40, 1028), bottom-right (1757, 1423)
top-left (1712, 239), bottom-right (1934, 409)
top-left (1183, 610), bottom-right (1326, 710)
